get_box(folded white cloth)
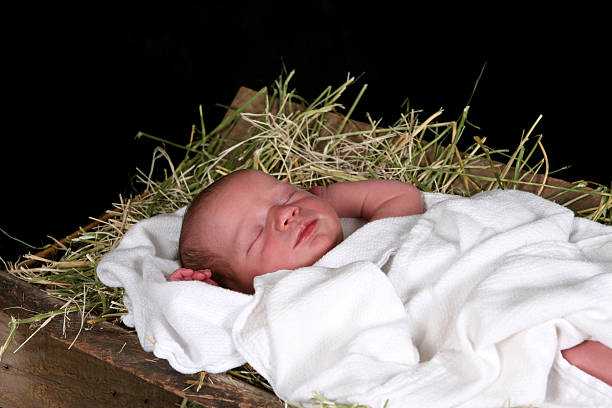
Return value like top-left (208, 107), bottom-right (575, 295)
top-left (96, 206), bottom-right (251, 373)
top-left (97, 190), bottom-right (612, 407)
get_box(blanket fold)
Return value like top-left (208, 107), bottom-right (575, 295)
top-left (97, 190), bottom-right (612, 407)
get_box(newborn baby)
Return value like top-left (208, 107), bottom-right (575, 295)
top-left (170, 169), bottom-right (612, 388)
top-left (171, 169), bottom-right (423, 293)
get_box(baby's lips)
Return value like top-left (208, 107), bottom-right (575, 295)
top-left (294, 219), bottom-right (317, 248)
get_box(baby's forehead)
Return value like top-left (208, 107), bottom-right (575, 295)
top-left (204, 171), bottom-right (299, 209)
top-left (227, 170), bottom-right (288, 190)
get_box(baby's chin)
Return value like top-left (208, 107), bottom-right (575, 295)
top-left (308, 232), bottom-right (342, 264)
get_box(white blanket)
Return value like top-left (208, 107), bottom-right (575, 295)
top-left (97, 190), bottom-right (612, 407)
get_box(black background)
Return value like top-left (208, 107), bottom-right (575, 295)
top-left (1, 3), bottom-right (610, 262)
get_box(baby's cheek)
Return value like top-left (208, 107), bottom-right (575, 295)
top-left (310, 235), bottom-right (336, 258)
top-left (263, 252), bottom-right (299, 274)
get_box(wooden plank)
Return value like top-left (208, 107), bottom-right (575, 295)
top-left (221, 86), bottom-right (369, 139)
top-left (0, 271), bottom-right (283, 407)
top-left (446, 161), bottom-right (603, 213)
top-left (0, 310), bottom-right (183, 408)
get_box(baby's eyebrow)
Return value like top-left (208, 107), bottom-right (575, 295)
top-left (273, 182), bottom-right (294, 197)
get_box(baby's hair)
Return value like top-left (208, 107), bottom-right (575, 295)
top-left (178, 173), bottom-right (240, 288)
top-left (180, 245), bottom-right (233, 287)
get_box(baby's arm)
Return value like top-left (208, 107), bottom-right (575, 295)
top-left (310, 179), bottom-right (423, 221)
top-left (561, 340), bottom-right (612, 386)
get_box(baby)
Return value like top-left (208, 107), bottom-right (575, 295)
top-left (171, 169), bottom-right (423, 293)
top-left (171, 169), bottom-right (611, 387)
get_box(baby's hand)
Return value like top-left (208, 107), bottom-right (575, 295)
top-left (168, 268), bottom-right (218, 286)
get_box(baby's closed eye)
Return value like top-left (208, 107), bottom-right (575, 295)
top-left (247, 226), bottom-right (264, 253)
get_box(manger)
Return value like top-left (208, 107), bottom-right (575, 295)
top-left (1, 72), bottom-right (610, 407)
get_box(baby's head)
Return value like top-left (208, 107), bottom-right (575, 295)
top-left (179, 169), bottom-right (343, 294)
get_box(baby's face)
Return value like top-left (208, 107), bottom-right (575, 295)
top-left (193, 170), bottom-right (343, 294)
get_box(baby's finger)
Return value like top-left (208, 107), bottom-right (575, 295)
top-left (194, 269), bottom-right (212, 279)
top-left (169, 268), bottom-right (194, 281)
top-left (191, 271), bottom-right (208, 281)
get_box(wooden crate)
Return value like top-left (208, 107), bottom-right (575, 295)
top-left (1, 86), bottom-right (602, 408)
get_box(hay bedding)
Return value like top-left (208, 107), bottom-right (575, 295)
top-left (2, 72), bottom-right (611, 407)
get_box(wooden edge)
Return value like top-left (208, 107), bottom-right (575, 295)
top-left (18, 190), bottom-right (154, 269)
top-left (1, 308), bottom-right (185, 408)
top-left (448, 164), bottom-right (604, 213)
top-left (221, 86), bottom-right (369, 143)
top-left (15, 212), bottom-right (113, 269)
top-left (0, 270), bottom-right (283, 407)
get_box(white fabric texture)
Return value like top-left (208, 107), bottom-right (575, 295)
top-left (96, 206), bottom-right (251, 373)
top-left (97, 190), bottom-right (612, 407)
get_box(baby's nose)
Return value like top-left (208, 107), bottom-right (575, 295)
top-left (275, 205), bottom-right (299, 231)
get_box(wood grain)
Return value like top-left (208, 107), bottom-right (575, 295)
top-left (0, 270), bottom-right (283, 407)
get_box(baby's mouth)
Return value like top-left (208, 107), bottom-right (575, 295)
top-left (294, 219), bottom-right (317, 248)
